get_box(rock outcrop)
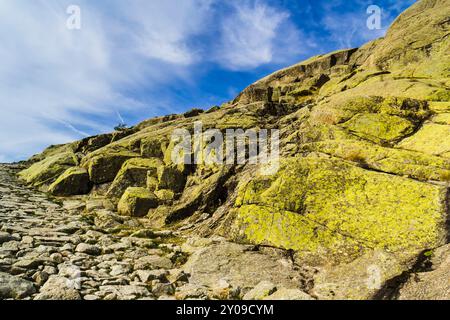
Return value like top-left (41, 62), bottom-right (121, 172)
top-left (10, 0), bottom-right (450, 300)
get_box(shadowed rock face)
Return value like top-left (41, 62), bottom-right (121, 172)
top-left (15, 0), bottom-right (450, 300)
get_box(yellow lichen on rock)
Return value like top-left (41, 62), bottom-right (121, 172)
top-left (18, 151), bottom-right (78, 187)
top-left (302, 139), bottom-right (450, 181)
top-left (106, 157), bottom-right (163, 199)
top-left (340, 113), bottom-right (415, 143)
top-left (398, 123), bottom-right (450, 156)
top-left (82, 151), bottom-right (140, 184)
top-left (117, 187), bottom-right (159, 217)
top-left (48, 167), bottom-right (91, 196)
top-left (235, 157), bottom-right (447, 263)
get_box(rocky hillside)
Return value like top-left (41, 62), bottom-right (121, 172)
top-left (13, 0), bottom-right (450, 299)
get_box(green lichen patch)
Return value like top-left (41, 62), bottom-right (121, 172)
top-left (155, 189), bottom-right (175, 202)
top-left (117, 187), bottom-right (159, 217)
top-left (428, 102), bottom-right (450, 113)
top-left (18, 152), bottom-right (78, 186)
top-left (398, 123), bottom-right (450, 156)
top-left (106, 157), bottom-right (163, 199)
top-left (302, 139), bottom-right (450, 181)
top-left (83, 151), bottom-right (140, 184)
top-left (340, 113), bottom-right (415, 144)
top-left (235, 157), bottom-right (447, 262)
top-left (48, 167), bottom-right (91, 196)
top-left (431, 113), bottom-right (450, 125)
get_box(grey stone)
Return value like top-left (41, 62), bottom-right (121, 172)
top-left (34, 275), bottom-right (82, 300)
top-left (175, 284), bottom-right (209, 300)
top-left (13, 258), bottom-right (45, 270)
top-left (136, 269), bottom-right (168, 283)
top-left (0, 272), bottom-right (36, 299)
top-left (243, 281), bottom-right (277, 300)
top-left (75, 243), bottom-right (102, 256)
top-left (99, 285), bottom-right (151, 300)
top-left (0, 232), bottom-right (12, 244)
top-left (151, 282), bottom-right (175, 296)
top-left (110, 264), bottom-right (132, 277)
top-left (134, 255), bottom-right (173, 270)
top-left (264, 288), bottom-right (315, 300)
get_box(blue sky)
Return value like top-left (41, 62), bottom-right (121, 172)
top-left (0, 0), bottom-right (416, 162)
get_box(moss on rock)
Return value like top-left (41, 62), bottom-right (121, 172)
top-left (398, 122), bottom-right (450, 156)
top-left (155, 189), bottom-right (175, 202)
top-left (157, 165), bottom-right (186, 193)
top-left (302, 139), bottom-right (450, 181)
top-left (83, 151), bottom-right (140, 184)
top-left (117, 187), bottom-right (159, 217)
top-left (235, 157), bottom-right (447, 263)
top-left (140, 137), bottom-right (165, 158)
top-left (106, 158), bottom-right (163, 199)
top-left (48, 167), bottom-right (91, 196)
top-left (19, 152), bottom-right (78, 187)
top-left (340, 113), bottom-right (415, 144)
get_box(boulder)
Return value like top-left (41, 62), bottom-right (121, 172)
top-left (0, 272), bottom-right (36, 299)
top-left (154, 189), bottom-right (175, 202)
top-left (106, 158), bottom-right (163, 199)
top-left (83, 151), bottom-right (140, 184)
top-left (147, 175), bottom-right (159, 192)
top-left (157, 165), bottom-right (186, 193)
top-left (117, 187), bottom-right (159, 217)
top-left (397, 244), bottom-right (450, 300)
top-left (243, 281), bottom-right (277, 300)
top-left (140, 138), bottom-right (165, 158)
top-left (48, 167), bottom-right (91, 196)
top-left (18, 151), bottom-right (78, 186)
top-left (34, 275), bottom-right (81, 300)
top-left (182, 240), bottom-right (305, 293)
top-left (162, 166), bottom-right (233, 224)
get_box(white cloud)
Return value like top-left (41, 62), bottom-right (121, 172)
top-left (0, 0), bottom-right (213, 162)
top-left (0, 0), bottom-right (305, 162)
top-left (215, 1), bottom-right (304, 70)
top-left (124, 0), bottom-right (213, 65)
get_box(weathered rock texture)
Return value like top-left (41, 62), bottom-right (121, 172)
top-left (9, 0), bottom-right (450, 300)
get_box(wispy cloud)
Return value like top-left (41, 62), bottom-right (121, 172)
top-left (215, 0), bottom-right (307, 70)
top-left (117, 0), bottom-right (214, 65)
top-left (0, 0), bottom-right (214, 162)
top-left (0, 0), bottom-right (312, 162)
